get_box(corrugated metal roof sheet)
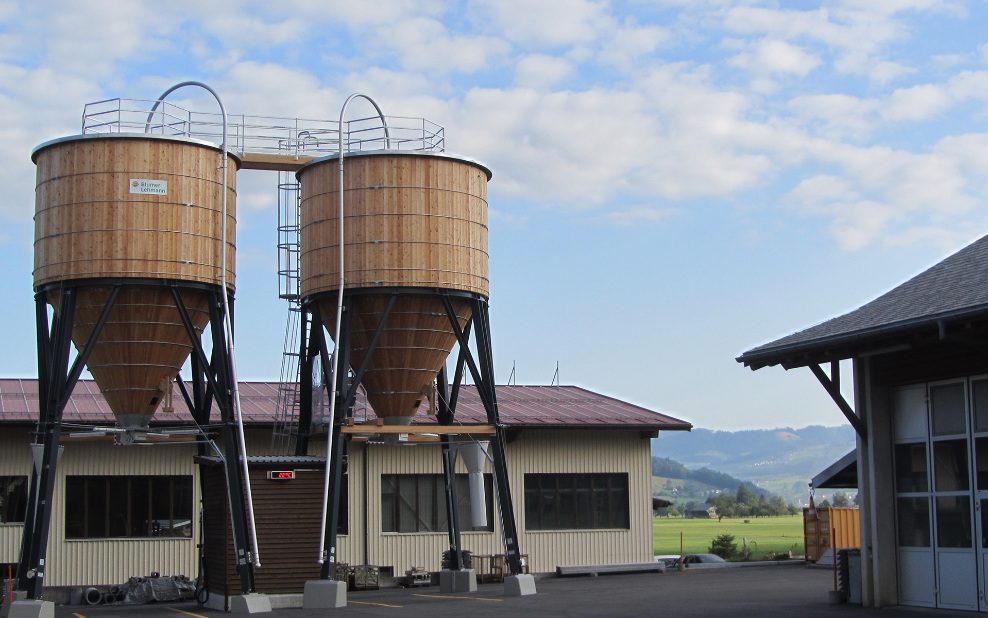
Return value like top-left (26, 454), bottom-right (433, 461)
top-left (0, 378), bottom-right (690, 431)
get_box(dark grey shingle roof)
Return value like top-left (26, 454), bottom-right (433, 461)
top-left (738, 233), bottom-right (988, 369)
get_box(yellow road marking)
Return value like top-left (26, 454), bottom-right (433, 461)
top-left (167, 608), bottom-right (210, 618)
top-left (72, 613), bottom-right (87, 618)
top-left (350, 599), bottom-right (404, 608)
top-left (412, 593), bottom-right (502, 602)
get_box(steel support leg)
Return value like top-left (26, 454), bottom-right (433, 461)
top-left (206, 293), bottom-right (256, 594)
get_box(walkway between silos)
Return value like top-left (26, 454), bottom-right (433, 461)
top-left (51, 565), bottom-right (967, 617)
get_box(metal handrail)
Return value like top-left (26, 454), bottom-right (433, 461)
top-left (82, 98), bottom-right (444, 155)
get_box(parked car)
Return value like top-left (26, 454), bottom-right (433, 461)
top-left (654, 554), bottom-right (728, 568)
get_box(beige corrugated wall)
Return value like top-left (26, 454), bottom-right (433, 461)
top-left (359, 429), bottom-right (653, 575)
top-left (43, 439), bottom-right (200, 587)
top-left (4, 425), bottom-right (653, 587)
top-left (1, 428), bottom-right (32, 566)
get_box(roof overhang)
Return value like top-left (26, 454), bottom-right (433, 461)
top-left (811, 449), bottom-right (858, 489)
top-left (738, 307), bottom-right (988, 371)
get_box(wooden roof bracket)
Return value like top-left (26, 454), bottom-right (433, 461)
top-left (809, 362), bottom-right (867, 440)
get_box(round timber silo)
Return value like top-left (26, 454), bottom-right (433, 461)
top-left (32, 134), bottom-right (238, 428)
top-left (298, 151), bottom-right (491, 423)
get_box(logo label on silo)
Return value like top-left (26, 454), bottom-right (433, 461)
top-left (129, 179), bottom-right (168, 195)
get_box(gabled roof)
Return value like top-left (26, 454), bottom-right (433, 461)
top-left (0, 379), bottom-right (691, 431)
top-left (737, 233), bottom-right (988, 370)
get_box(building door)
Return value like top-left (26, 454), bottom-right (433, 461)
top-left (929, 381), bottom-right (977, 611)
top-left (892, 381), bottom-right (979, 611)
top-left (893, 385), bottom-right (936, 607)
top-left (971, 379), bottom-right (988, 611)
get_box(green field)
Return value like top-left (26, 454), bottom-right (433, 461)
top-left (654, 515), bottom-right (804, 560)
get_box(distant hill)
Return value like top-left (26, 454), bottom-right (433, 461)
top-left (651, 425), bottom-right (857, 505)
top-left (652, 455), bottom-right (770, 505)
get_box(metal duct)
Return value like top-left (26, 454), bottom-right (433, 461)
top-left (460, 441), bottom-right (489, 528)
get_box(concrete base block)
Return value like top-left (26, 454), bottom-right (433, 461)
top-left (303, 580), bottom-right (347, 609)
top-left (0, 591), bottom-right (26, 618)
top-left (7, 600), bottom-right (55, 618)
top-left (439, 569), bottom-right (477, 593)
top-left (229, 593), bottom-right (272, 614)
top-left (504, 574), bottom-right (537, 596)
top-left (267, 593), bottom-right (304, 609)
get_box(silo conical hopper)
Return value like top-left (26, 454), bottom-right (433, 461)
top-left (33, 134), bottom-right (238, 428)
top-left (298, 151), bottom-right (491, 423)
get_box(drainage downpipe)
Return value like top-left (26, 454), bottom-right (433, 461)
top-left (147, 81), bottom-right (261, 569)
top-left (318, 93), bottom-right (390, 566)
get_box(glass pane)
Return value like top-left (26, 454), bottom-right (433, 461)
top-left (974, 380), bottom-right (988, 433)
top-left (173, 477), bottom-right (193, 537)
top-left (107, 477), bottom-right (129, 537)
top-left (131, 477), bottom-right (150, 536)
top-left (381, 475), bottom-right (396, 532)
top-left (931, 382), bottom-right (966, 436)
top-left (1, 476), bottom-right (26, 523)
top-left (936, 495), bottom-right (972, 548)
top-left (64, 477), bottom-right (85, 538)
top-left (977, 438), bottom-right (988, 491)
top-left (895, 443), bottom-right (928, 493)
top-left (575, 476), bottom-right (592, 528)
top-left (897, 497), bottom-right (931, 547)
top-left (933, 440), bottom-right (970, 492)
top-left (523, 475), bottom-right (540, 531)
top-left (88, 478), bottom-right (108, 538)
top-left (894, 386), bottom-right (929, 442)
top-left (983, 499), bottom-right (988, 549)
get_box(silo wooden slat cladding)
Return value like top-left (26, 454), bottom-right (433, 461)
top-left (32, 135), bottom-right (237, 424)
top-left (298, 153), bottom-right (490, 420)
top-left (298, 153), bottom-right (489, 295)
top-left (48, 286), bottom-right (210, 424)
top-left (33, 135), bottom-right (237, 287)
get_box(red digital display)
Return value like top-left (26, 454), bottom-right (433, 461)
top-left (267, 470), bottom-right (295, 480)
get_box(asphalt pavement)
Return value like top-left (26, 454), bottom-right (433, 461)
top-left (33, 564), bottom-right (973, 617)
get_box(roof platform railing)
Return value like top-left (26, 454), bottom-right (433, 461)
top-left (81, 97), bottom-right (444, 171)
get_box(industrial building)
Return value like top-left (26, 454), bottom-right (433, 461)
top-left (739, 233), bottom-right (988, 612)
top-left (0, 378), bottom-right (688, 602)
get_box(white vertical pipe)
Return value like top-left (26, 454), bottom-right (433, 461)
top-left (318, 94), bottom-right (390, 564)
top-left (147, 82), bottom-right (261, 568)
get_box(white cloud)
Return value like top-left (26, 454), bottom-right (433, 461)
top-left (788, 93), bottom-right (880, 141)
top-left (591, 205), bottom-right (682, 227)
top-left (469, 0), bottom-right (611, 48)
top-left (882, 83), bottom-right (952, 122)
top-left (514, 54), bottom-right (574, 89)
top-left (372, 17), bottom-right (511, 75)
top-left (729, 39), bottom-right (822, 77)
top-left (597, 22), bottom-right (670, 71)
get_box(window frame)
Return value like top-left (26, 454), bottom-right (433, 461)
top-left (64, 475), bottom-right (194, 540)
top-left (0, 475), bottom-right (28, 524)
top-left (523, 472), bottom-right (630, 531)
top-left (380, 473), bottom-right (494, 534)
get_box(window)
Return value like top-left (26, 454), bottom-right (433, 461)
top-left (381, 474), bottom-right (493, 533)
top-left (1, 476), bottom-right (27, 523)
top-left (524, 473), bottom-right (629, 531)
top-left (65, 476), bottom-right (193, 539)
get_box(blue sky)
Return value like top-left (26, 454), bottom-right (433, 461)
top-left (2, 0), bottom-right (988, 430)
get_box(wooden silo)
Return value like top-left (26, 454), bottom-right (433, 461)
top-left (297, 151), bottom-right (491, 423)
top-left (32, 134), bottom-right (237, 427)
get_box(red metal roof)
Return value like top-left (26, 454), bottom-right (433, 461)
top-left (0, 378), bottom-right (690, 431)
